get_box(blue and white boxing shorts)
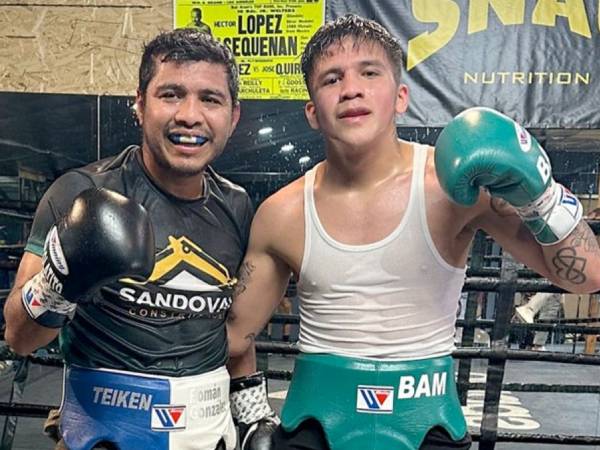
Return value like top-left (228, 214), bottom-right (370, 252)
top-left (59, 365), bottom-right (236, 450)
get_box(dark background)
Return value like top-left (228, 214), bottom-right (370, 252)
top-left (0, 92), bottom-right (598, 225)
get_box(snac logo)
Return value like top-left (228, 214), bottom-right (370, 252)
top-left (407, 0), bottom-right (597, 70)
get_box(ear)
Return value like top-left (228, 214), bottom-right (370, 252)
top-left (304, 100), bottom-right (320, 130)
top-left (395, 83), bottom-right (409, 115)
top-left (134, 90), bottom-right (144, 126)
top-left (229, 102), bottom-right (241, 135)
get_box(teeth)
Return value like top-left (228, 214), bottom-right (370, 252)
top-left (170, 134), bottom-right (208, 145)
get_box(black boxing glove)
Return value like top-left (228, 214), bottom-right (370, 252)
top-left (22, 188), bottom-right (155, 328)
top-left (230, 372), bottom-right (279, 450)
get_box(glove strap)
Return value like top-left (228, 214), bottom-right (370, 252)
top-left (230, 372), bottom-right (279, 426)
top-left (21, 272), bottom-right (76, 328)
top-left (516, 180), bottom-right (583, 245)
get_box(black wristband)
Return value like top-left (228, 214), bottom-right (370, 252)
top-left (230, 371), bottom-right (265, 393)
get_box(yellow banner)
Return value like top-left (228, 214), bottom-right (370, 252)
top-left (174, 0), bottom-right (324, 100)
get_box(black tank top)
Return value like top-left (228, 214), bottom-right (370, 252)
top-left (26, 146), bottom-right (253, 376)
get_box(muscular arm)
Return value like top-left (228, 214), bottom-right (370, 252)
top-left (227, 199), bottom-right (293, 369)
top-left (475, 196), bottom-right (600, 294)
top-left (548, 220), bottom-right (600, 290)
top-left (227, 337), bottom-right (258, 378)
top-left (3, 252), bottom-right (60, 355)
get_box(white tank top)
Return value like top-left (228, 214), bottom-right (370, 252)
top-left (297, 144), bottom-right (466, 360)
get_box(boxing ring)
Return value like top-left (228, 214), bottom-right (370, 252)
top-left (1, 223), bottom-right (600, 449)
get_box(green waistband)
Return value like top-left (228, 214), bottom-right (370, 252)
top-left (281, 353), bottom-right (467, 450)
top-left (295, 352), bottom-right (455, 372)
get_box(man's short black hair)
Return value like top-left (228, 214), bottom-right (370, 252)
top-left (301, 14), bottom-right (404, 90)
top-left (139, 28), bottom-right (239, 105)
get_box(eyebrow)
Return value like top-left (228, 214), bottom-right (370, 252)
top-left (198, 88), bottom-right (227, 100)
top-left (155, 83), bottom-right (184, 93)
top-left (315, 67), bottom-right (343, 83)
top-left (154, 83), bottom-right (227, 100)
top-left (358, 59), bottom-right (388, 70)
top-left (315, 59), bottom-right (388, 82)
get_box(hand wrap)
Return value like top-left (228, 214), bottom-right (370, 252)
top-left (230, 372), bottom-right (279, 450)
top-left (515, 180), bottom-right (583, 245)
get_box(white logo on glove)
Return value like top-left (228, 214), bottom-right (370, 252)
top-left (536, 156), bottom-right (551, 185)
top-left (514, 123), bottom-right (532, 152)
top-left (48, 226), bottom-right (69, 276)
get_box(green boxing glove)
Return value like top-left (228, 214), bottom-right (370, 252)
top-left (435, 107), bottom-right (582, 245)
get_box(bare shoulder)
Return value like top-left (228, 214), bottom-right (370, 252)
top-left (425, 145), bottom-right (464, 211)
top-left (424, 144), bottom-right (446, 192)
top-left (255, 175), bottom-right (305, 224)
top-left (250, 175), bottom-right (306, 258)
top-left (425, 144), bottom-right (493, 240)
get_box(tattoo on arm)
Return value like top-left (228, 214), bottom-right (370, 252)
top-left (552, 248), bottom-right (586, 284)
top-left (244, 333), bottom-right (256, 346)
top-left (566, 221), bottom-right (600, 253)
top-left (551, 222), bottom-right (598, 285)
top-left (233, 261), bottom-right (255, 298)
top-left (226, 309), bottom-right (236, 323)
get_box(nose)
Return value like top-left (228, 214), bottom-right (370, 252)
top-left (174, 97), bottom-right (204, 127)
top-left (339, 72), bottom-right (363, 101)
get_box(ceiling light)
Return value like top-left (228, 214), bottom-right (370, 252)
top-left (280, 143), bottom-right (295, 153)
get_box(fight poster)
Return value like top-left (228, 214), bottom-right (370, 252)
top-left (326, 0), bottom-right (600, 128)
top-left (174, 0), bottom-right (325, 100)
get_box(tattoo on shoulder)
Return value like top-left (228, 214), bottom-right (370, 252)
top-left (233, 261), bottom-right (255, 297)
top-left (551, 222), bottom-right (599, 285)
